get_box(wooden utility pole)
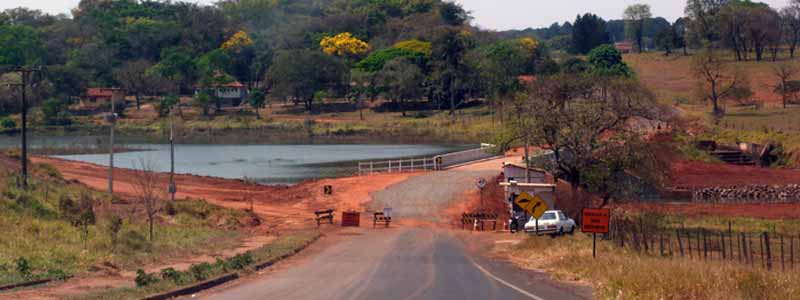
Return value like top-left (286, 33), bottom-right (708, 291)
top-left (108, 94), bottom-right (116, 196)
top-left (169, 117), bottom-right (176, 201)
top-left (8, 66), bottom-right (41, 189)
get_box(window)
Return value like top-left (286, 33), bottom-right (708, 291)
top-left (540, 212), bottom-right (556, 221)
top-left (558, 212), bottom-right (567, 220)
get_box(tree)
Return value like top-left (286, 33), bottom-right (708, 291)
top-left (774, 62), bottom-right (798, 109)
top-left (248, 89), bottom-right (266, 117)
top-left (0, 24), bottom-right (44, 67)
top-left (114, 60), bottom-right (156, 110)
top-left (512, 74), bottom-right (662, 209)
top-left (624, 4), bottom-right (653, 53)
top-left (673, 18), bottom-right (689, 55)
top-left (59, 194), bottom-right (96, 244)
top-left (267, 50), bottom-right (346, 111)
top-left (587, 44), bottom-right (633, 78)
top-left (572, 13), bottom-right (611, 54)
top-left (783, 3), bottom-right (800, 58)
top-left (132, 158), bottom-right (164, 242)
top-left (684, 0), bottom-right (727, 47)
top-left (150, 47), bottom-right (197, 94)
top-left (692, 49), bottom-right (748, 116)
top-left (429, 29), bottom-right (476, 114)
top-left (195, 49), bottom-right (234, 112)
top-left (655, 26), bottom-right (675, 55)
top-left (377, 58), bottom-right (424, 116)
top-left (357, 47), bottom-right (427, 73)
top-left (320, 32), bottom-right (370, 58)
top-left (438, 1), bottom-right (469, 26)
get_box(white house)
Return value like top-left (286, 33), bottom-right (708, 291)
top-left (195, 81), bottom-right (248, 107)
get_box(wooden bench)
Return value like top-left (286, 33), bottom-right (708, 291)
top-left (461, 213), bottom-right (498, 231)
top-left (315, 209), bottom-right (335, 227)
top-left (373, 212), bottom-right (391, 228)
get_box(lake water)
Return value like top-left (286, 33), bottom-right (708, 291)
top-left (50, 143), bottom-right (470, 184)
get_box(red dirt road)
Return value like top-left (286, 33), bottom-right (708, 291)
top-left (31, 156), bottom-right (419, 231)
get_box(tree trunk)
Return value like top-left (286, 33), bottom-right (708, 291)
top-left (148, 214), bottom-right (154, 241)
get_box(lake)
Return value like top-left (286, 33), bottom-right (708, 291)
top-left (50, 143), bottom-right (470, 184)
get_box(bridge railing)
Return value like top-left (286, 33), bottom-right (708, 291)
top-left (358, 157), bottom-right (438, 175)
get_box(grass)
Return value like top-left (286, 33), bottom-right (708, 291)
top-left (0, 163), bottom-right (248, 287)
top-left (72, 230), bottom-right (320, 300)
top-left (500, 231), bottom-right (800, 300)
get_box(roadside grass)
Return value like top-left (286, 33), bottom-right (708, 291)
top-left (71, 230), bottom-right (320, 300)
top-left (0, 163), bottom-right (246, 286)
top-left (501, 232), bottom-right (800, 300)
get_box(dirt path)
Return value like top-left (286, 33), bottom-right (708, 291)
top-left (31, 156), bottom-right (419, 231)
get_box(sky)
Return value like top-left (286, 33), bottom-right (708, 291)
top-left (0, 0), bottom-right (794, 31)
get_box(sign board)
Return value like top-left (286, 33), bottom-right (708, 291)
top-left (341, 211), bottom-right (360, 227)
top-left (514, 192), bottom-right (548, 219)
top-left (581, 208), bottom-right (610, 234)
top-left (476, 178), bottom-right (487, 189)
top-left (435, 156), bottom-right (443, 166)
top-left (323, 185), bottom-right (333, 195)
top-left (383, 207), bottom-right (393, 218)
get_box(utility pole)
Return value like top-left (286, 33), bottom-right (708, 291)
top-left (169, 116), bottom-right (176, 201)
top-left (8, 66), bottom-right (40, 189)
top-left (107, 92), bottom-right (117, 196)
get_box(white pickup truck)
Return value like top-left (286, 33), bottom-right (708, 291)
top-left (524, 210), bottom-right (576, 235)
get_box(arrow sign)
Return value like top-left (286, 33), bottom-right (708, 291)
top-left (514, 192), bottom-right (548, 219)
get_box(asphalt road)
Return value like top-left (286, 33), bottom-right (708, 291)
top-left (197, 228), bottom-right (587, 300)
top-left (197, 157), bottom-right (588, 300)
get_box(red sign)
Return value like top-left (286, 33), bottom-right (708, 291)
top-left (582, 208), bottom-right (610, 234)
top-left (342, 211), bottom-right (360, 227)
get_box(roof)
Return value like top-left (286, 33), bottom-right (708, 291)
top-left (503, 162), bottom-right (548, 174)
top-left (518, 75), bottom-right (537, 84)
top-left (86, 88), bottom-right (121, 98)
top-left (195, 81), bottom-right (246, 89)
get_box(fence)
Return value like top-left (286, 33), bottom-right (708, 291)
top-left (357, 157), bottom-right (437, 175)
top-left (609, 216), bottom-right (800, 271)
top-left (434, 146), bottom-right (497, 169)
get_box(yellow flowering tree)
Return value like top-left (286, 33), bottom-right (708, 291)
top-left (519, 37), bottom-right (540, 52)
top-left (320, 32), bottom-right (369, 57)
top-left (221, 30), bottom-right (254, 53)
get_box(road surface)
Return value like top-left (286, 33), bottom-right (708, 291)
top-left (197, 228), bottom-right (587, 300)
top-left (197, 157), bottom-right (588, 300)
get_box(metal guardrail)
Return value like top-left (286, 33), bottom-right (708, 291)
top-left (358, 157), bottom-right (438, 175)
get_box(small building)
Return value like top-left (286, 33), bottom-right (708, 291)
top-left (195, 81), bottom-right (248, 107)
top-left (517, 75), bottom-right (537, 85)
top-left (502, 162), bottom-right (548, 183)
top-left (615, 42), bottom-right (633, 54)
top-left (81, 88), bottom-right (124, 108)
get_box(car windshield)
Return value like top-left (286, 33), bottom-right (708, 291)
top-left (540, 212), bottom-right (556, 220)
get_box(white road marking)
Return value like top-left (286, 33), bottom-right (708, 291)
top-left (470, 260), bottom-right (547, 300)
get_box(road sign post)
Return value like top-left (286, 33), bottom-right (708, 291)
top-left (582, 208), bottom-right (611, 258)
top-left (476, 178), bottom-right (487, 207)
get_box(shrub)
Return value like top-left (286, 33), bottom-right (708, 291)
top-left (46, 268), bottom-right (69, 280)
top-left (106, 215), bottom-right (123, 250)
top-left (134, 269), bottom-right (158, 287)
top-left (15, 257), bottom-right (31, 278)
top-left (1, 117), bottom-right (16, 129)
top-left (188, 262), bottom-right (213, 281)
top-left (160, 267), bottom-right (185, 284)
top-left (227, 253), bottom-right (253, 270)
top-left (35, 163), bottom-right (62, 179)
top-left (40, 98), bottom-right (73, 126)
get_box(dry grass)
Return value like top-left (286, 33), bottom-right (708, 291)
top-left (499, 233), bottom-right (800, 300)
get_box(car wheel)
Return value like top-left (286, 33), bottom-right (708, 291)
top-left (568, 225), bottom-right (575, 235)
top-left (559, 228), bottom-right (564, 236)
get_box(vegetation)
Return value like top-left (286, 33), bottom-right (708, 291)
top-left (0, 161), bottom-right (249, 286)
top-left (73, 231), bottom-right (319, 300)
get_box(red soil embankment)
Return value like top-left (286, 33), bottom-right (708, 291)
top-left (30, 156), bottom-right (418, 231)
top-left (671, 161), bottom-right (800, 189)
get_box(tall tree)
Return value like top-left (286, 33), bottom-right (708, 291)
top-left (624, 4), bottom-right (653, 53)
top-left (377, 58), bottom-right (425, 116)
top-left (266, 50), bottom-right (346, 111)
top-left (692, 49), bottom-right (749, 116)
top-left (114, 60), bottom-right (156, 110)
top-left (572, 13), bottom-right (611, 54)
top-left (773, 62), bottom-right (798, 109)
top-left (684, 0), bottom-right (728, 47)
top-left (783, 4), bottom-right (800, 58)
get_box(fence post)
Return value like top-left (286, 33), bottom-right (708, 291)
top-left (721, 232), bottom-right (727, 260)
top-left (677, 229), bottom-right (684, 257)
top-left (764, 232), bottom-right (772, 271)
top-left (780, 235), bottom-right (785, 272)
top-left (703, 230), bottom-right (708, 260)
top-left (749, 233), bottom-right (755, 267)
top-left (660, 233), bottom-right (664, 257)
top-left (792, 235), bottom-right (795, 270)
top-left (760, 233), bottom-right (766, 269)
top-left (688, 230), bottom-right (693, 259)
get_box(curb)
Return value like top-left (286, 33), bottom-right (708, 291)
top-left (140, 234), bottom-right (321, 300)
top-left (0, 276), bottom-right (73, 291)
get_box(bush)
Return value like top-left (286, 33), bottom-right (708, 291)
top-left (40, 98), bottom-right (73, 126)
top-left (46, 268), bottom-right (69, 280)
top-left (226, 253), bottom-right (253, 270)
top-left (1, 117), bottom-right (16, 129)
top-left (188, 262), bottom-right (213, 281)
top-left (106, 215), bottom-right (123, 250)
top-left (160, 267), bottom-right (186, 284)
top-left (35, 163), bottom-right (62, 179)
top-left (134, 269), bottom-right (158, 287)
top-left (15, 257), bottom-right (31, 279)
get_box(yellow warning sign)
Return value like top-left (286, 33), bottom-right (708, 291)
top-left (514, 192), bottom-right (548, 219)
